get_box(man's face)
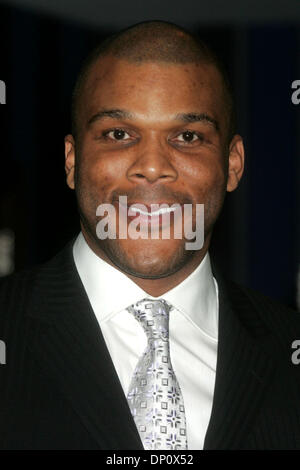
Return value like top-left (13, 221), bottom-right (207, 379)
top-left (65, 57), bottom-right (244, 279)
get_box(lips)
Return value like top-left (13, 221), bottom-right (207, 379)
top-left (130, 206), bottom-right (176, 217)
top-left (113, 199), bottom-right (183, 229)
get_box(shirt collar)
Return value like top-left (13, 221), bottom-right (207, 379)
top-left (73, 232), bottom-right (218, 338)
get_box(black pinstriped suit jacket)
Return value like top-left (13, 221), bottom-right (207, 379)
top-left (0, 239), bottom-right (299, 450)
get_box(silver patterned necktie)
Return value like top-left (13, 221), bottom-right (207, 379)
top-left (126, 298), bottom-right (188, 450)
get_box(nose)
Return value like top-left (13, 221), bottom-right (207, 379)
top-left (127, 137), bottom-right (178, 184)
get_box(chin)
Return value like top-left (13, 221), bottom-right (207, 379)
top-left (102, 238), bottom-right (191, 279)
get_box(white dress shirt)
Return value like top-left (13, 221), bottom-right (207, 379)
top-left (73, 232), bottom-right (219, 450)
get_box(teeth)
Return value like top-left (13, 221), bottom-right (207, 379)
top-left (129, 206), bottom-right (177, 217)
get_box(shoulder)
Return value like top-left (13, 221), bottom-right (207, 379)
top-left (0, 238), bottom-right (75, 289)
top-left (226, 278), bottom-right (299, 318)
top-left (223, 278), bottom-right (300, 347)
top-left (0, 264), bottom-right (41, 307)
top-left (0, 239), bottom-right (76, 329)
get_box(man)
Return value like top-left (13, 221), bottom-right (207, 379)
top-left (0, 21), bottom-right (299, 450)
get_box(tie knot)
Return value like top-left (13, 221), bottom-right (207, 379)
top-left (127, 298), bottom-right (172, 341)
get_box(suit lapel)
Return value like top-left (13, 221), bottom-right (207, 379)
top-left (204, 266), bottom-right (276, 449)
top-left (27, 240), bottom-right (143, 450)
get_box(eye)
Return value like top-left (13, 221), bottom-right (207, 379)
top-left (175, 131), bottom-right (203, 143)
top-left (103, 128), bottom-right (131, 141)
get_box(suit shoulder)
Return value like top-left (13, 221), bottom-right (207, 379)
top-left (0, 238), bottom-right (75, 295)
top-left (0, 265), bottom-right (42, 330)
top-left (0, 264), bottom-right (41, 300)
top-left (0, 240), bottom-right (75, 330)
top-left (225, 279), bottom-right (300, 337)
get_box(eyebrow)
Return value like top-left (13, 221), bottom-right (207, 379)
top-left (87, 108), bottom-right (219, 132)
top-left (175, 112), bottom-right (219, 131)
top-left (87, 109), bottom-right (133, 125)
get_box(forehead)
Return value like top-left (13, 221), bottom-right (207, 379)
top-left (81, 57), bottom-right (225, 124)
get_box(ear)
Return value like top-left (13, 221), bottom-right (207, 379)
top-left (226, 134), bottom-right (245, 192)
top-left (64, 134), bottom-right (76, 190)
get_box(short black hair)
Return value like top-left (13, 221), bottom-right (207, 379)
top-left (71, 21), bottom-right (235, 143)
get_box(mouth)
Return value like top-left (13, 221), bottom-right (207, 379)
top-left (113, 199), bottom-right (184, 230)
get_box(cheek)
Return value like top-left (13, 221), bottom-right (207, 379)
top-left (184, 157), bottom-right (227, 201)
top-left (77, 149), bottom-right (124, 197)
